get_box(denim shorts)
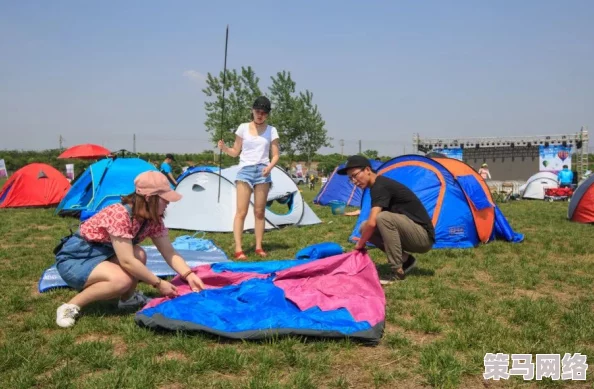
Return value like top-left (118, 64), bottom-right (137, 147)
top-left (235, 164), bottom-right (272, 189)
top-left (55, 234), bottom-right (115, 290)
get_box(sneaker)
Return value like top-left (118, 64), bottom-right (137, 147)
top-left (118, 291), bottom-right (152, 309)
top-left (56, 303), bottom-right (80, 328)
top-left (379, 269), bottom-right (406, 286)
top-left (402, 254), bottom-right (417, 275)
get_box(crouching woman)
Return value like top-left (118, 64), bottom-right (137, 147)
top-left (54, 171), bottom-right (204, 328)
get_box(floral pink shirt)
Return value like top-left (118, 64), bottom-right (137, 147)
top-left (80, 203), bottom-right (168, 243)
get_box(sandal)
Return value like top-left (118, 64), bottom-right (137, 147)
top-left (234, 251), bottom-right (247, 260)
top-left (255, 249), bottom-right (267, 258)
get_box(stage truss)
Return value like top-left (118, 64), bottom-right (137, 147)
top-left (413, 127), bottom-right (590, 176)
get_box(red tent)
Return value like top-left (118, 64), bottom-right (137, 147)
top-left (0, 163), bottom-right (71, 208)
top-left (58, 144), bottom-right (110, 160)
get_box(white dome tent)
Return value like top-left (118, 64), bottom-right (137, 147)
top-left (520, 172), bottom-right (559, 200)
top-left (164, 166), bottom-right (321, 232)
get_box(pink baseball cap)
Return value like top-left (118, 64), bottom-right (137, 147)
top-left (134, 171), bottom-right (182, 202)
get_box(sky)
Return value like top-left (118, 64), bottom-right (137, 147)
top-left (1, 0), bottom-right (593, 156)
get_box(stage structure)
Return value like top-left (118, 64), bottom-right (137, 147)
top-left (413, 127), bottom-right (589, 181)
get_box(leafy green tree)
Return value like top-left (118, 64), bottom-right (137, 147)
top-left (362, 149), bottom-right (379, 159)
top-left (202, 66), bottom-right (262, 144)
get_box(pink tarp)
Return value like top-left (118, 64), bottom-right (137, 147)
top-left (274, 251), bottom-right (385, 326)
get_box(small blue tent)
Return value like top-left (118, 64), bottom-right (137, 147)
top-left (349, 155), bottom-right (523, 249)
top-left (314, 160), bottom-right (383, 206)
top-left (56, 157), bottom-right (157, 220)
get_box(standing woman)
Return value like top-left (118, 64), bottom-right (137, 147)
top-left (54, 171), bottom-right (205, 328)
top-left (218, 96), bottom-right (280, 259)
top-left (478, 163), bottom-right (492, 180)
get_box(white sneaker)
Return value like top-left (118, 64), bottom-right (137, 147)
top-left (56, 303), bottom-right (80, 328)
top-left (118, 291), bottom-right (152, 309)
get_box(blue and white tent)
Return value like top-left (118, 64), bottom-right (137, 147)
top-left (314, 160), bottom-right (382, 207)
top-left (164, 165), bottom-right (321, 232)
top-left (56, 157), bottom-right (158, 220)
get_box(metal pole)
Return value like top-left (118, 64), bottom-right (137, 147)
top-left (217, 25), bottom-right (229, 203)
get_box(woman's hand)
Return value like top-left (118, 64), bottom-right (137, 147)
top-left (186, 273), bottom-right (205, 292)
top-left (157, 280), bottom-right (178, 297)
top-left (217, 140), bottom-right (227, 152)
top-left (262, 165), bottom-right (272, 177)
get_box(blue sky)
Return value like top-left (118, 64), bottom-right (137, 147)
top-left (1, 1), bottom-right (593, 156)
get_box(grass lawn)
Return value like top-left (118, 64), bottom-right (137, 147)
top-left (1, 182), bottom-right (594, 388)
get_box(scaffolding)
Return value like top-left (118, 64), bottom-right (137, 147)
top-left (413, 127), bottom-right (589, 177)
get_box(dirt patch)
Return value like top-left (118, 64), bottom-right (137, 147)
top-left (75, 369), bottom-right (108, 383)
top-left (35, 360), bottom-right (67, 381)
top-left (75, 334), bottom-right (127, 357)
top-left (32, 225), bottom-right (53, 231)
top-left (157, 384), bottom-right (185, 389)
top-left (404, 330), bottom-right (444, 346)
top-left (319, 343), bottom-right (421, 388)
top-left (156, 351), bottom-right (189, 362)
top-left (452, 279), bottom-right (481, 292)
top-left (459, 375), bottom-right (518, 388)
top-left (474, 270), bottom-right (497, 286)
top-left (0, 243), bottom-right (38, 249)
top-left (30, 282), bottom-right (41, 297)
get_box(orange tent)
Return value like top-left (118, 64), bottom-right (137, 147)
top-left (0, 163), bottom-right (71, 208)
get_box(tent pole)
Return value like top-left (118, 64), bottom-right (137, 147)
top-left (217, 25), bottom-right (229, 203)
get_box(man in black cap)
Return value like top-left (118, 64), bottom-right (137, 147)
top-left (160, 153), bottom-right (177, 186)
top-left (337, 155), bottom-right (435, 284)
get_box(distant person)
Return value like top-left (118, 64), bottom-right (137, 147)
top-left (558, 165), bottom-right (574, 188)
top-left (478, 163), bottom-right (491, 180)
top-left (160, 153), bottom-right (177, 186)
top-left (218, 96), bottom-right (280, 260)
top-left (338, 155), bottom-right (434, 285)
top-left (54, 171), bottom-right (205, 328)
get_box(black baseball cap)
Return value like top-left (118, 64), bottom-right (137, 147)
top-left (337, 155), bottom-right (371, 175)
top-left (166, 153), bottom-right (175, 161)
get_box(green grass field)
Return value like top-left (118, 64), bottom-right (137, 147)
top-left (1, 182), bottom-right (594, 388)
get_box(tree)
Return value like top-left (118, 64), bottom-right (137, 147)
top-left (268, 71), bottom-right (299, 158)
top-left (292, 91), bottom-right (332, 167)
top-left (268, 71), bottom-right (331, 164)
top-left (202, 66), bottom-right (261, 144)
top-left (362, 149), bottom-right (379, 159)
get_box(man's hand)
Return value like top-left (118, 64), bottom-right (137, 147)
top-left (355, 241), bottom-right (366, 251)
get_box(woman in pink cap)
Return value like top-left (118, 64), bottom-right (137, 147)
top-left (54, 171), bottom-right (205, 328)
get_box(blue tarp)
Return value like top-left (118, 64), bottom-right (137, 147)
top-left (135, 252), bottom-right (386, 343)
top-left (139, 278), bottom-right (372, 334)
